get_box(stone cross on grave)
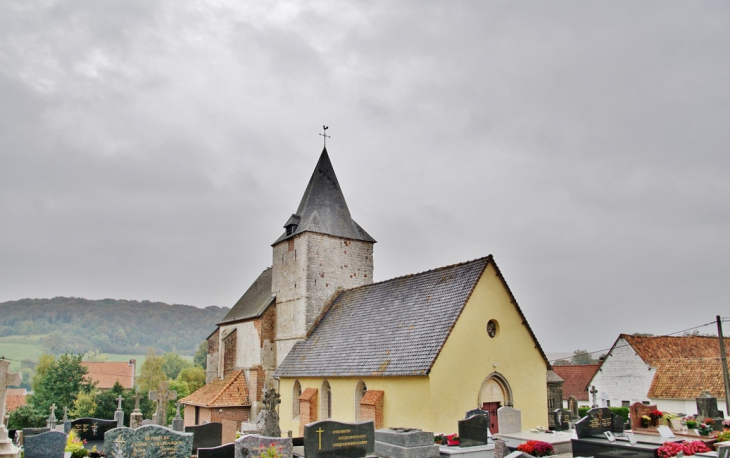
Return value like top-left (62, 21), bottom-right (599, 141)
top-left (0, 360), bottom-right (21, 426)
top-left (47, 403), bottom-right (58, 428)
top-left (62, 406), bottom-right (69, 422)
top-left (116, 395), bottom-right (124, 410)
top-left (132, 391), bottom-right (142, 410)
top-left (149, 382), bottom-right (177, 426)
top-left (590, 385), bottom-right (599, 408)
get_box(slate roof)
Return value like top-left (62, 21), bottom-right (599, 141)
top-left (218, 268), bottom-right (275, 325)
top-left (648, 358), bottom-right (727, 400)
top-left (275, 256), bottom-right (549, 378)
top-left (551, 364), bottom-right (600, 401)
top-left (81, 361), bottom-right (135, 390)
top-left (273, 149), bottom-right (375, 244)
top-left (179, 369), bottom-right (250, 407)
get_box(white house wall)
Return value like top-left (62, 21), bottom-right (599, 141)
top-left (591, 337), bottom-right (655, 407)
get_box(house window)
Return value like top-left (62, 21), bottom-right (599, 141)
top-left (622, 401), bottom-right (630, 407)
top-left (321, 380), bottom-right (332, 419)
top-left (642, 401), bottom-right (650, 405)
top-left (354, 380), bottom-right (367, 421)
top-left (606, 400), bottom-right (611, 407)
top-left (293, 380), bottom-right (302, 419)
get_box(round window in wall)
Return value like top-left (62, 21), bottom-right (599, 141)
top-left (487, 320), bottom-right (499, 338)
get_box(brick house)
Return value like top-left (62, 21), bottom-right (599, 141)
top-left (552, 364), bottom-right (600, 409)
top-left (588, 334), bottom-right (729, 415)
top-left (182, 147), bottom-right (552, 432)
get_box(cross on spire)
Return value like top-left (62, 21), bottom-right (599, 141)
top-left (319, 125), bottom-right (330, 148)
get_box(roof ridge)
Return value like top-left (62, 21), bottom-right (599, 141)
top-left (342, 255), bottom-right (494, 293)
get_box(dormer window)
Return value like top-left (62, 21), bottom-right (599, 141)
top-left (284, 214), bottom-right (300, 236)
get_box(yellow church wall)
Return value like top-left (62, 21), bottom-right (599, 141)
top-left (428, 262), bottom-right (548, 432)
top-left (278, 376), bottom-right (433, 434)
top-left (277, 262), bottom-right (548, 435)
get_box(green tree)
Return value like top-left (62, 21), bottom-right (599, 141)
top-left (178, 366), bottom-right (205, 393)
top-left (7, 405), bottom-right (46, 429)
top-left (72, 389), bottom-right (98, 418)
top-left (29, 353), bottom-right (91, 413)
top-left (571, 349), bottom-right (598, 365)
top-left (93, 381), bottom-right (125, 421)
top-left (193, 341), bottom-right (207, 369)
top-left (161, 353), bottom-right (193, 380)
top-left (138, 348), bottom-right (166, 392)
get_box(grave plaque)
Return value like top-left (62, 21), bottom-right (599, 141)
top-left (458, 415), bottom-right (489, 447)
top-left (236, 434), bottom-right (293, 458)
top-left (185, 422), bottom-right (223, 453)
top-left (552, 409), bottom-right (571, 431)
top-left (497, 406), bottom-right (521, 435)
top-left (199, 443), bottom-right (236, 458)
top-left (303, 420), bottom-right (374, 458)
top-left (574, 408), bottom-right (621, 439)
top-left (24, 430), bottom-right (66, 458)
top-left (104, 424), bottom-right (192, 458)
top-left (64, 417), bottom-right (118, 443)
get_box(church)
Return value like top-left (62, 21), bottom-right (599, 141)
top-left (179, 146), bottom-right (551, 434)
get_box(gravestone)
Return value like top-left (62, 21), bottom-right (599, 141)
top-left (24, 430), bottom-right (66, 458)
top-left (199, 443), bottom-right (236, 458)
top-left (185, 422), bottom-right (223, 453)
top-left (236, 434), bottom-right (293, 458)
top-left (114, 395), bottom-right (124, 427)
top-left (261, 388), bottom-right (281, 438)
top-left (46, 403), bottom-right (57, 429)
top-left (552, 409), bottom-right (571, 431)
top-left (590, 385), bottom-right (599, 408)
top-left (63, 417), bottom-right (118, 449)
top-left (629, 403), bottom-right (658, 431)
top-left (568, 396), bottom-right (579, 419)
top-left (149, 381), bottom-right (178, 426)
top-left (0, 359), bottom-right (22, 458)
top-left (130, 392), bottom-right (144, 429)
top-left (303, 420), bottom-right (374, 458)
top-left (465, 408), bottom-right (489, 419)
top-left (696, 390), bottom-right (724, 430)
top-left (574, 408), bottom-right (623, 439)
top-left (458, 415), bottom-right (489, 447)
top-left (493, 439), bottom-right (509, 458)
top-left (374, 428), bottom-right (439, 458)
top-left (497, 406), bottom-right (521, 434)
top-left (104, 424), bottom-right (192, 458)
top-left (171, 402), bottom-right (184, 432)
top-left (221, 420), bottom-right (237, 445)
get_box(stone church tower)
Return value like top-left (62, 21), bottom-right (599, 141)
top-left (272, 148), bottom-right (376, 365)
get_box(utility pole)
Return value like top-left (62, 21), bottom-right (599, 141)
top-left (717, 315), bottom-right (730, 416)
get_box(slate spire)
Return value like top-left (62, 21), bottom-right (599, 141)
top-left (274, 148), bottom-right (375, 244)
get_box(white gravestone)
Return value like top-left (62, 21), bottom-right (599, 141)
top-left (497, 406), bottom-right (522, 435)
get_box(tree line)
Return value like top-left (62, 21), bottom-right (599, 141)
top-left (9, 347), bottom-right (207, 429)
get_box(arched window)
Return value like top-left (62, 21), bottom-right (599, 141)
top-left (320, 380), bottom-right (332, 419)
top-left (293, 380), bottom-right (302, 418)
top-left (354, 380), bottom-right (367, 421)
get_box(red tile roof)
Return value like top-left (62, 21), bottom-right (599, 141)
top-left (6, 388), bottom-right (27, 413)
top-left (179, 369), bottom-right (250, 407)
top-left (551, 365), bottom-right (600, 401)
top-left (648, 358), bottom-right (727, 400)
top-left (622, 335), bottom-right (730, 364)
top-left (81, 361), bottom-right (135, 390)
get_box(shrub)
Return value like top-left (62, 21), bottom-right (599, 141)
top-left (609, 407), bottom-right (629, 420)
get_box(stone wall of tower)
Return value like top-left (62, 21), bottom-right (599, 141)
top-left (272, 231), bottom-right (374, 366)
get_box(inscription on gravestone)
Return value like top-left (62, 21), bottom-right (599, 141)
top-left (497, 406), bottom-right (521, 435)
top-left (574, 408), bottom-right (621, 439)
top-left (64, 418), bottom-right (118, 442)
top-left (103, 424), bottom-right (192, 458)
top-left (304, 420), bottom-right (374, 458)
top-left (551, 409), bottom-right (571, 431)
top-left (458, 415), bottom-right (489, 447)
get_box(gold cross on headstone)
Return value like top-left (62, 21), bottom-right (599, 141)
top-left (316, 427), bottom-right (324, 450)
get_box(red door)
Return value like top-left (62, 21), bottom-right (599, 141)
top-left (482, 402), bottom-right (501, 433)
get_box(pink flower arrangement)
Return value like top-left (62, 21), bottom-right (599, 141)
top-left (517, 440), bottom-right (555, 457)
top-left (656, 441), bottom-right (710, 458)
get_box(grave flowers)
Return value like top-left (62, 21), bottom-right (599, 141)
top-left (715, 431), bottom-right (730, 443)
top-left (65, 430), bottom-right (88, 458)
top-left (517, 440), bottom-right (554, 457)
top-left (446, 433), bottom-right (460, 446)
top-left (656, 440), bottom-right (710, 458)
top-left (698, 419), bottom-right (714, 436)
top-left (641, 415), bottom-right (652, 427)
top-left (686, 419), bottom-right (698, 429)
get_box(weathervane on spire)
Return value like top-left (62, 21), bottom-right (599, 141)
top-left (319, 125), bottom-right (330, 148)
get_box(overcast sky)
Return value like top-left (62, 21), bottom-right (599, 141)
top-left (2, 1), bottom-right (729, 355)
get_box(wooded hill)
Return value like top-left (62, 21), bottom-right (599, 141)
top-left (0, 297), bottom-right (229, 356)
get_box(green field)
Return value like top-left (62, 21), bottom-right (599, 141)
top-left (0, 335), bottom-right (189, 374)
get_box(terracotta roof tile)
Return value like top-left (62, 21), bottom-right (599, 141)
top-left (622, 335), bottom-right (730, 364)
top-left (81, 361), bottom-right (135, 390)
top-left (179, 369), bottom-right (250, 407)
top-left (552, 364), bottom-right (600, 401)
top-left (6, 389), bottom-right (27, 412)
top-left (648, 358), bottom-right (727, 399)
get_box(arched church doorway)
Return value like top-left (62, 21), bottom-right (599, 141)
top-left (478, 373), bottom-right (512, 434)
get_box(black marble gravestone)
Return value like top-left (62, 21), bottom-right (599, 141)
top-left (64, 417), bottom-right (118, 449)
top-left (303, 420), bottom-right (374, 458)
top-left (465, 408), bottom-right (489, 419)
top-left (198, 442), bottom-right (236, 458)
top-left (458, 414), bottom-right (489, 447)
top-left (574, 408), bottom-right (622, 439)
top-left (551, 409), bottom-right (571, 431)
top-left (185, 422), bottom-right (223, 452)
